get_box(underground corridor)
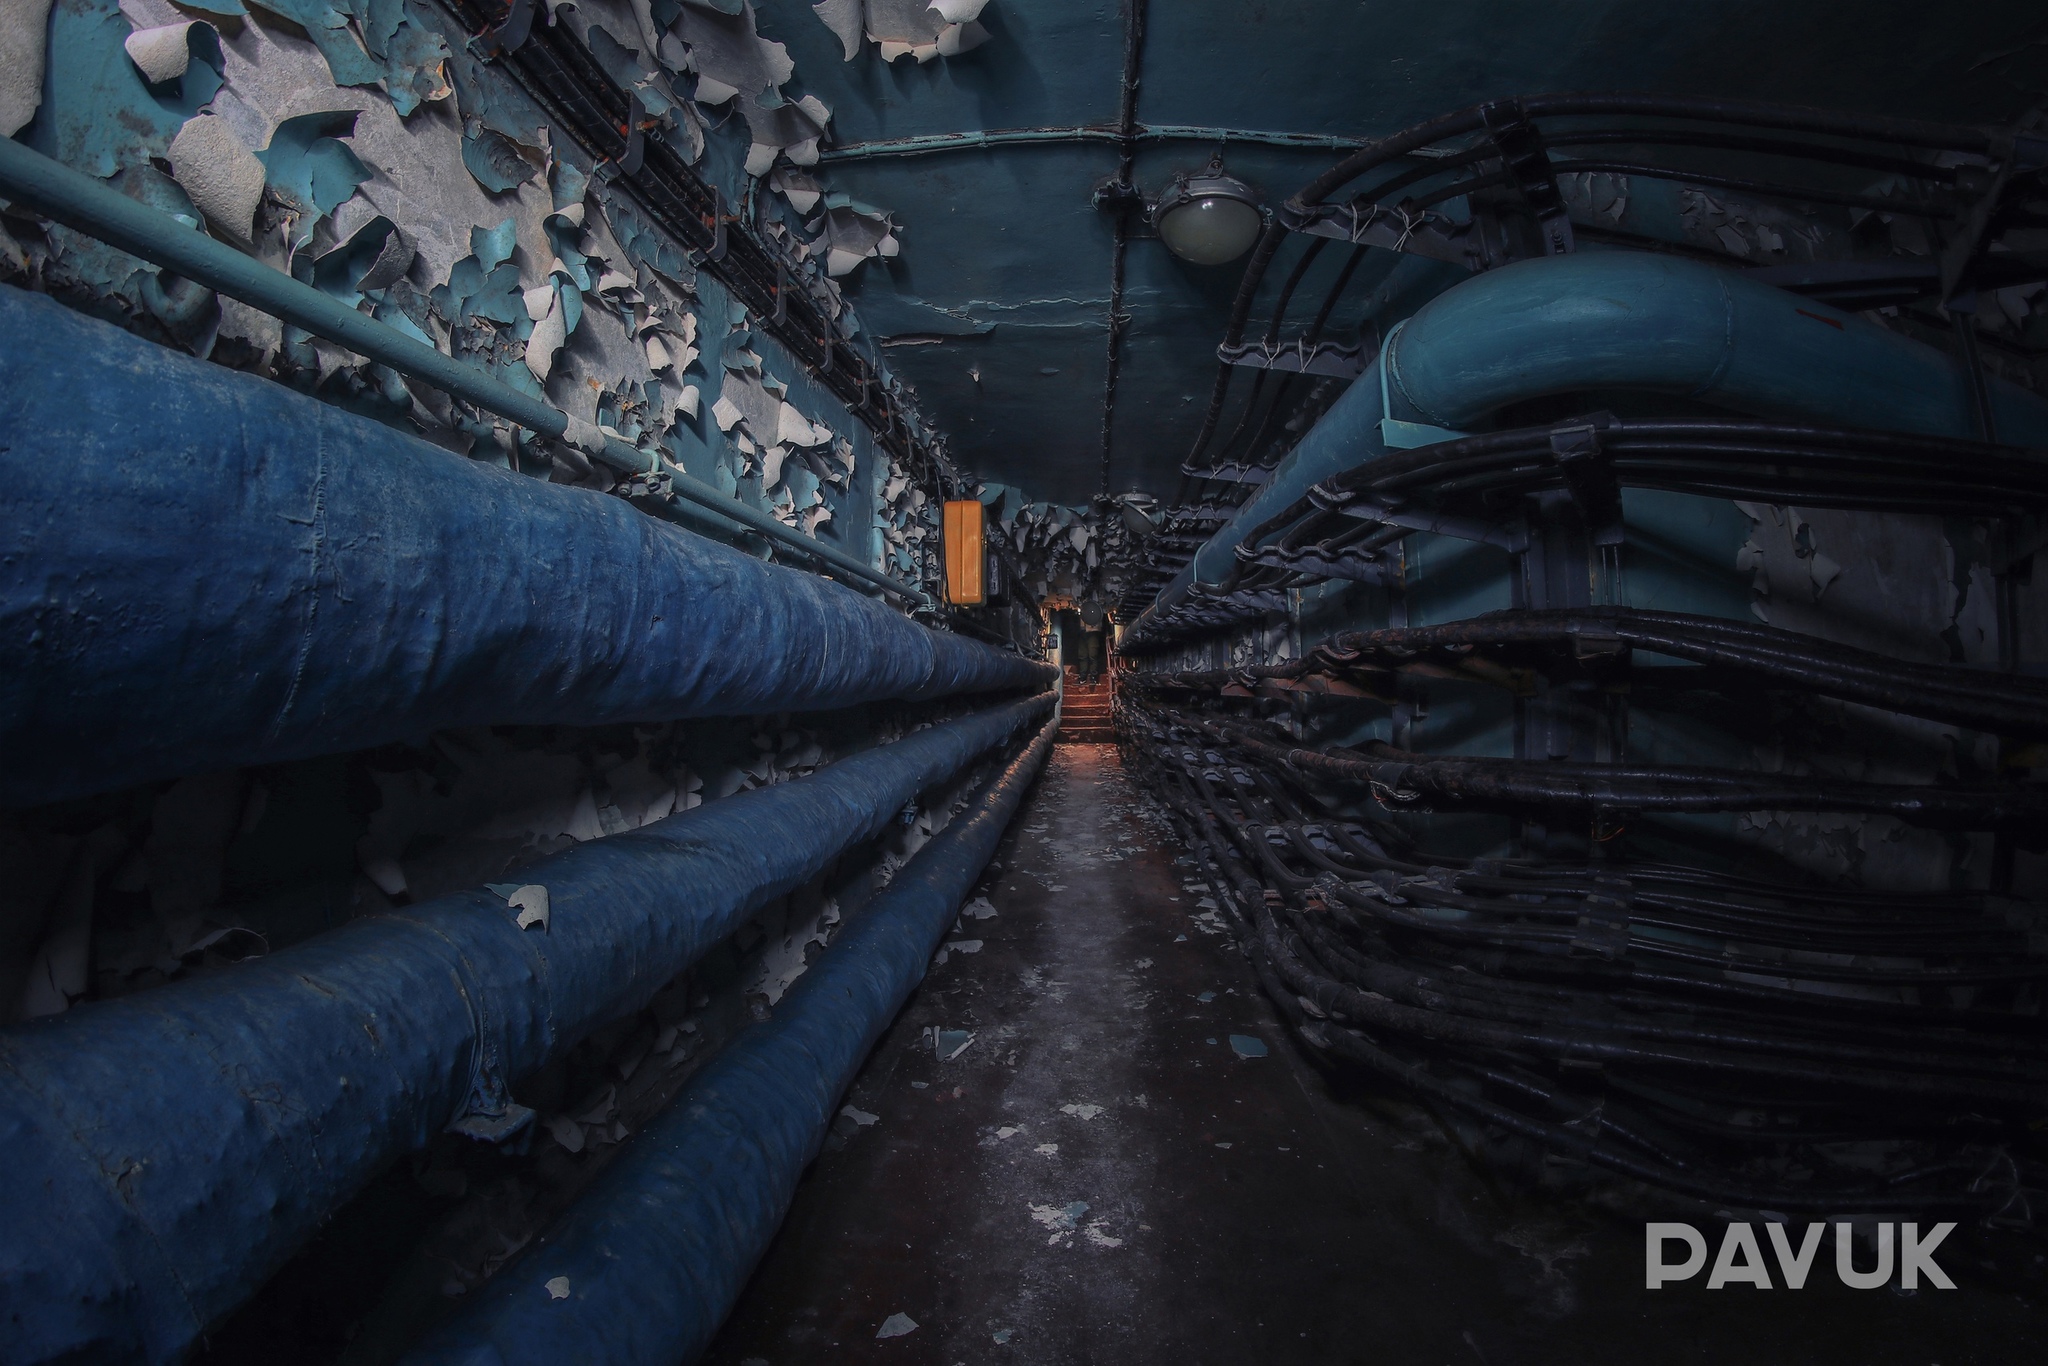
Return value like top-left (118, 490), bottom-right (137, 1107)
top-left (702, 744), bottom-right (2047, 1366)
top-left (4, 2), bottom-right (2048, 1363)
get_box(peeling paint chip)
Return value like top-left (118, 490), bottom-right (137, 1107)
top-left (0, 0), bottom-right (53, 137)
top-left (167, 114), bottom-right (265, 243)
top-left (1229, 1035), bottom-right (1268, 1058)
top-left (840, 1105), bottom-right (879, 1127)
top-left (877, 1312), bottom-right (918, 1338)
top-left (1031, 1200), bottom-right (1086, 1229)
top-left (544, 1276), bottom-right (570, 1300)
top-left (1060, 1103), bottom-right (1104, 1121)
top-left (487, 883), bottom-right (551, 931)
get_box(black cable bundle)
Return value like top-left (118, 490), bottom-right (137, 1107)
top-left (1116, 667), bottom-right (2048, 1220)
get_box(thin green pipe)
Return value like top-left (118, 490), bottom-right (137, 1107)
top-left (0, 135), bottom-right (926, 607)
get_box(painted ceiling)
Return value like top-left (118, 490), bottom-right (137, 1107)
top-left (757, 0), bottom-right (2048, 507)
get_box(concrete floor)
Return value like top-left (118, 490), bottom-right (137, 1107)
top-left (702, 746), bottom-right (2046, 1366)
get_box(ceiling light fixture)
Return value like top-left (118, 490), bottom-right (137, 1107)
top-left (1151, 157), bottom-right (1265, 265)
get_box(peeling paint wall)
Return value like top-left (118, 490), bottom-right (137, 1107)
top-left (0, 0), bottom-right (1034, 601)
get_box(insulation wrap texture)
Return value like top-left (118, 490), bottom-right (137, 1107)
top-left (403, 716), bottom-right (1061, 1366)
top-left (0, 692), bottom-right (1053, 1364)
top-left (0, 286), bottom-right (1054, 808)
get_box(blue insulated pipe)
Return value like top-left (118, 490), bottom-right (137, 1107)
top-left (1144, 251), bottom-right (2048, 631)
top-left (0, 136), bottom-right (925, 607)
top-left (0, 691), bottom-right (1053, 1364)
top-left (402, 715), bottom-right (1060, 1365)
top-left (0, 287), bottom-right (1050, 808)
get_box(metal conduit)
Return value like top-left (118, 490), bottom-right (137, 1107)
top-left (0, 136), bottom-right (924, 607)
top-left (402, 715), bottom-right (1061, 1365)
top-left (0, 692), bottom-right (1053, 1364)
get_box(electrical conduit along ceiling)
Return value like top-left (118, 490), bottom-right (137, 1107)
top-left (754, 0), bottom-right (2048, 507)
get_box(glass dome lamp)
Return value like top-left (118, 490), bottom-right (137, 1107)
top-left (1152, 160), bottom-right (1264, 265)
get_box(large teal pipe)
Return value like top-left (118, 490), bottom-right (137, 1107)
top-left (0, 135), bottom-right (923, 606)
top-left (1167, 252), bottom-right (2048, 605)
top-left (1386, 252), bottom-right (2048, 440)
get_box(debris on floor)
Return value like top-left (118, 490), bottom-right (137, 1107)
top-left (929, 1027), bottom-right (976, 1059)
top-left (700, 748), bottom-right (2037, 1366)
top-left (1030, 1201), bottom-right (1091, 1245)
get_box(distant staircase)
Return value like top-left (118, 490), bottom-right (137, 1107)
top-left (1057, 671), bottom-right (1115, 744)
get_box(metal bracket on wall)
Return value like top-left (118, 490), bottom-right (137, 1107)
top-left (1180, 460), bottom-right (1273, 486)
top-left (697, 186), bottom-right (729, 265)
top-left (1218, 337), bottom-right (1367, 378)
top-left (1278, 104), bottom-right (1575, 271)
top-left (613, 121), bottom-right (646, 176)
top-left (1311, 491), bottom-right (1526, 552)
top-left (1279, 197), bottom-right (1476, 267)
top-left (1479, 99), bottom-right (1575, 257)
top-left (1548, 417), bottom-right (1625, 547)
top-left (1234, 544), bottom-right (1395, 585)
top-left (1157, 504), bottom-right (1239, 526)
